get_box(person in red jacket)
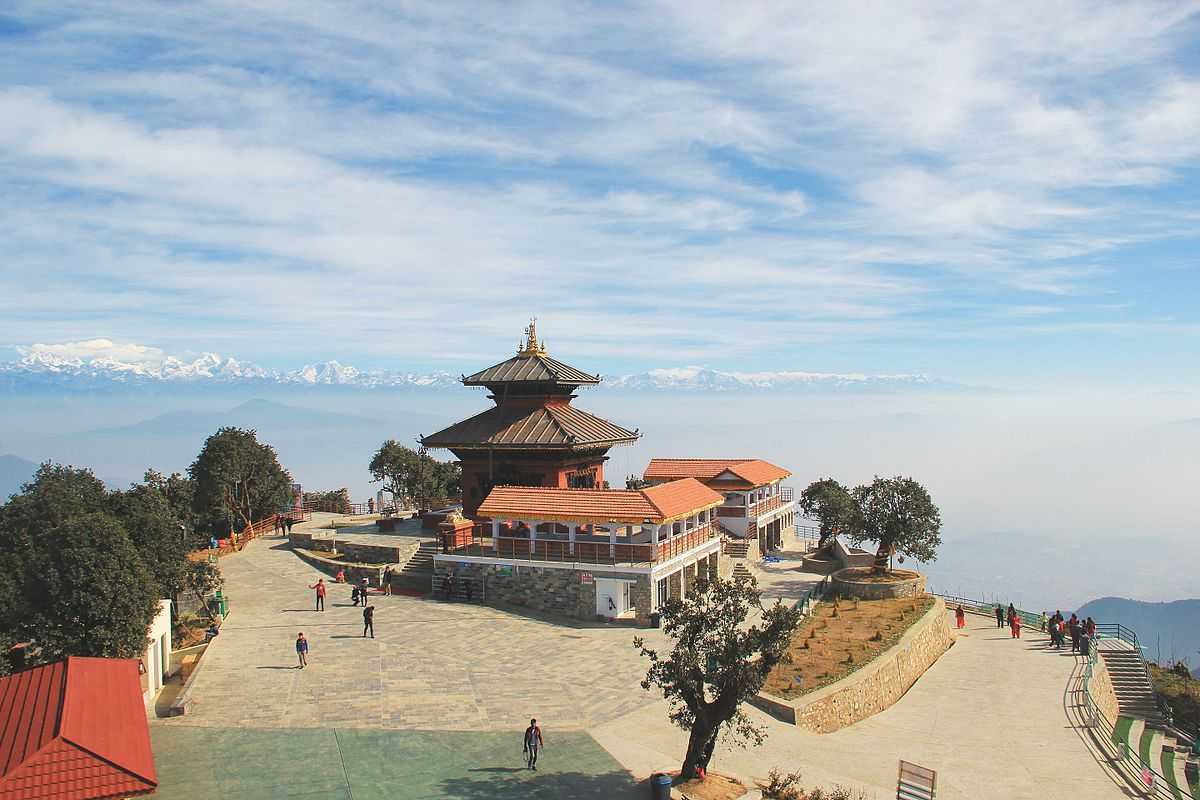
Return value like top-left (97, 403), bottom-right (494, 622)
top-left (309, 578), bottom-right (327, 611)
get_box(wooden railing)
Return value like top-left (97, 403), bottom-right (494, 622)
top-left (749, 493), bottom-right (786, 517)
top-left (656, 523), bottom-right (716, 562)
top-left (444, 522), bottom-right (718, 566)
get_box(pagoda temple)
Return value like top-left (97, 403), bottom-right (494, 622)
top-left (421, 320), bottom-right (640, 516)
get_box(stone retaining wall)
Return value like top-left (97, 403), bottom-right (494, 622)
top-left (1087, 653), bottom-right (1120, 726)
top-left (831, 569), bottom-right (926, 600)
top-left (433, 561), bottom-right (653, 624)
top-left (751, 597), bottom-right (954, 733)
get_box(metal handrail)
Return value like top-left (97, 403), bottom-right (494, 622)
top-left (932, 591), bottom-right (1194, 799)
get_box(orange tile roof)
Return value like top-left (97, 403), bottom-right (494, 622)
top-left (477, 478), bottom-right (723, 524)
top-left (643, 458), bottom-right (791, 488)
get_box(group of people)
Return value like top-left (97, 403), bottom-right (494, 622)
top-left (301, 577), bottom-right (377, 662)
top-left (274, 514), bottom-right (296, 536)
top-left (952, 603), bottom-right (1099, 654)
top-left (1042, 610), bottom-right (1096, 654)
top-left (985, 603), bottom-right (1025, 638)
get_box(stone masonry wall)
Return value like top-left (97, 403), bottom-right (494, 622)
top-left (753, 597), bottom-right (955, 733)
top-left (831, 570), bottom-right (926, 600)
top-left (1088, 652), bottom-right (1120, 726)
top-left (433, 561), bottom-right (652, 624)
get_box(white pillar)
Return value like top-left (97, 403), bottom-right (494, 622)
top-left (569, 524), bottom-right (576, 554)
top-left (679, 566), bottom-right (687, 599)
top-left (609, 524), bottom-right (617, 558)
top-left (492, 519), bottom-right (500, 551)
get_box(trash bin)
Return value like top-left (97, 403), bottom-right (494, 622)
top-left (651, 772), bottom-right (672, 799)
top-left (650, 612), bottom-right (661, 629)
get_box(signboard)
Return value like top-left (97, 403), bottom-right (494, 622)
top-left (897, 760), bottom-right (936, 800)
top-left (495, 566), bottom-right (512, 576)
top-left (580, 572), bottom-right (594, 584)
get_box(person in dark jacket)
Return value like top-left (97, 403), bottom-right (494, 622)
top-left (362, 605), bottom-right (374, 638)
top-left (995, 605), bottom-right (1004, 628)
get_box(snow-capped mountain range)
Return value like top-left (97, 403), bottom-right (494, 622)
top-left (0, 340), bottom-right (952, 392)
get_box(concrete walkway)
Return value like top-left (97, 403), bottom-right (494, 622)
top-left (590, 614), bottom-right (1137, 800)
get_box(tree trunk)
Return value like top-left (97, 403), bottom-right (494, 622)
top-left (680, 717), bottom-right (717, 781)
top-left (873, 541), bottom-right (893, 574)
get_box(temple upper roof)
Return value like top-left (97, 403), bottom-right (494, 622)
top-left (462, 319), bottom-right (600, 390)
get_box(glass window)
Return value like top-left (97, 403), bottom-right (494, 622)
top-left (657, 577), bottom-right (669, 606)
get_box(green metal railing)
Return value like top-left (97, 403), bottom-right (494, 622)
top-left (932, 591), bottom-right (1195, 799)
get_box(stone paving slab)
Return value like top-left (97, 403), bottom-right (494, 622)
top-left (157, 530), bottom-right (666, 733)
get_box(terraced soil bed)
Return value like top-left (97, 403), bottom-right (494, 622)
top-left (835, 567), bottom-right (921, 583)
top-left (764, 594), bottom-right (935, 699)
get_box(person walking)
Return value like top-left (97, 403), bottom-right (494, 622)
top-left (362, 605), bottom-right (375, 638)
top-left (296, 632), bottom-right (309, 668)
top-left (1010, 611), bottom-right (1022, 639)
top-left (523, 718), bottom-right (544, 770)
top-left (995, 605), bottom-right (1004, 628)
top-left (309, 578), bottom-right (327, 612)
top-left (1086, 617), bottom-right (1096, 638)
top-left (1039, 611), bottom-right (1048, 633)
top-left (955, 605), bottom-right (966, 629)
top-left (443, 571), bottom-right (456, 601)
top-left (1069, 614), bottom-right (1081, 653)
top-left (351, 584), bottom-right (361, 607)
top-left (359, 577), bottom-right (370, 604)
top-left (285, 517), bottom-right (295, 536)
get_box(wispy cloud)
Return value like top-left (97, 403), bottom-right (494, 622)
top-left (1, 1), bottom-right (1198, 381)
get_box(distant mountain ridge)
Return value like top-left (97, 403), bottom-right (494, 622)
top-left (1, 343), bottom-right (956, 393)
top-left (0, 454), bottom-right (38, 501)
top-left (1076, 596), bottom-right (1200, 675)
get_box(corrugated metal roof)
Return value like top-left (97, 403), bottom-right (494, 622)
top-left (0, 657), bottom-right (157, 800)
top-left (477, 478), bottom-right (722, 523)
top-left (643, 458), bottom-right (791, 487)
top-left (463, 353), bottom-right (600, 386)
top-left (422, 403), bottom-right (638, 449)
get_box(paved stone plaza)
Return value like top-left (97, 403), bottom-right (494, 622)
top-left (161, 519), bottom-right (668, 732)
top-left (152, 522), bottom-right (1141, 799)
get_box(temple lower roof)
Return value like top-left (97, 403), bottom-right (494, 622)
top-left (421, 402), bottom-right (638, 450)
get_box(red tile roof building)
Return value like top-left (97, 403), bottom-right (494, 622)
top-left (0, 657), bottom-right (157, 800)
top-left (644, 458), bottom-right (796, 556)
top-left (477, 478), bottom-right (723, 524)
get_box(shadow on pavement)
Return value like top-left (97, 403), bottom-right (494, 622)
top-left (438, 769), bottom-right (642, 799)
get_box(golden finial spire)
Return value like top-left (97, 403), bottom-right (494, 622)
top-left (519, 318), bottom-right (547, 356)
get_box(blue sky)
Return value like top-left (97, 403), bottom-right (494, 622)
top-left (1, 1), bottom-right (1199, 388)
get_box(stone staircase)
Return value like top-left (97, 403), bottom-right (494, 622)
top-left (1099, 644), bottom-right (1167, 726)
top-left (389, 540), bottom-right (438, 594)
top-left (724, 537), bottom-right (753, 582)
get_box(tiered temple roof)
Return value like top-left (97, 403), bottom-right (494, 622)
top-left (421, 320), bottom-right (638, 451)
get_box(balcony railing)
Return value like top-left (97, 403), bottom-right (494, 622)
top-left (748, 493), bottom-right (789, 517)
top-left (441, 522), bottom-right (718, 566)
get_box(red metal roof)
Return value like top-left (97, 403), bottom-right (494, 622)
top-left (477, 478), bottom-right (723, 524)
top-left (643, 458), bottom-right (791, 488)
top-left (0, 658), bottom-right (156, 800)
top-left (463, 353), bottom-right (600, 386)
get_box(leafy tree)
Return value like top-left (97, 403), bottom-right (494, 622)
top-left (142, 469), bottom-right (200, 539)
top-left (190, 427), bottom-right (292, 534)
top-left (0, 570), bottom-right (19, 677)
top-left (109, 482), bottom-right (191, 599)
top-left (369, 441), bottom-right (460, 508)
top-left (303, 488), bottom-right (351, 514)
top-left (635, 576), bottom-right (801, 781)
top-left (185, 560), bottom-right (225, 620)
top-left (847, 476), bottom-right (942, 573)
top-left (24, 513), bottom-right (158, 661)
top-left (0, 463), bottom-right (108, 557)
top-left (798, 478), bottom-right (859, 547)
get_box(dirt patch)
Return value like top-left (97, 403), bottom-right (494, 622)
top-left (835, 567), bottom-right (921, 584)
top-left (764, 594), bottom-right (935, 699)
top-left (668, 771), bottom-right (746, 800)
